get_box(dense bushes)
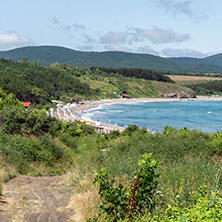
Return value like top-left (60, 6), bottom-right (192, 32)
top-left (77, 125), bottom-right (222, 221)
top-left (0, 59), bottom-right (95, 105)
top-left (186, 80), bottom-right (222, 95)
top-left (0, 105), bottom-right (95, 137)
top-left (0, 88), bottom-right (95, 176)
top-left (92, 153), bottom-right (159, 221)
top-left (0, 106), bottom-right (95, 175)
top-left (0, 131), bottom-right (64, 173)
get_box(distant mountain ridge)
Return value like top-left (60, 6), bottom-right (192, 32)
top-left (0, 46), bottom-right (222, 73)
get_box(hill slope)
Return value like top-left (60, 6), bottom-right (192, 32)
top-left (0, 46), bottom-right (196, 73)
top-left (169, 54), bottom-right (222, 73)
top-left (0, 46), bottom-right (222, 73)
top-left (0, 59), bottom-right (196, 105)
top-left (0, 46), bottom-right (183, 72)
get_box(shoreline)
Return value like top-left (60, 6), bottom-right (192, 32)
top-left (64, 96), bottom-right (222, 133)
top-left (70, 95), bottom-right (222, 114)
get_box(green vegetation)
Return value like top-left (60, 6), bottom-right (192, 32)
top-left (92, 153), bottom-right (159, 221)
top-left (184, 80), bottom-right (222, 96)
top-left (0, 88), bottom-right (95, 181)
top-left (0, 86), bottom-right (222, 220)
top-left (0, 59), bottom-right (195, 106)
top-left (65, 124), bottom-right (222, 221)
top-left (1, 45), bottom-right (222, 73)
top-left (90, 67), bottom-right (174, 83)
top-left (0, 56), bottom-right (222, 220)
top-left (0, 59), bottom-right (95, 106)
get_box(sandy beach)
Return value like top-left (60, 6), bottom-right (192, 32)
top-left (55, 96), bottom-right (222, 133)
top-left (70, 95), bottom-right (222, 115)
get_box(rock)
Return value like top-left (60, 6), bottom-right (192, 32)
top-left (163, 90), bottom-right (196, 99)
top-left (179, 91), bottom-right (196, 98)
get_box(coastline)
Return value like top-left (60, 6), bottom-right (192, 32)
top-left (60, 96), bottom-right (222, 133)
top-left (70, 95), bottom-right (222, 114)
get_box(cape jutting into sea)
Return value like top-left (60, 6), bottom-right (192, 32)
top-left (81, 100), bottom-right (222, 133)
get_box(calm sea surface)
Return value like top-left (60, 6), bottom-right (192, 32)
top-left (81, 100), bottom-right (222, 133)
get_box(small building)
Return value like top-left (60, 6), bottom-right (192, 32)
top-left (21, 102), bottom-right (31, 108)
top-left (72, 98), bottom-right (83, 104)
top-left (121, 93), bottom-right (131, 99)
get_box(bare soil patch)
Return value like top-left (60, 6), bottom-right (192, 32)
top-left (0, 175), bottom-right (74, 222)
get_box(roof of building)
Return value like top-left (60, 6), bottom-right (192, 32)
top-left (21, 102), bottom-right (31, 107)
top-left (122, 93), bottom-right (130, 98)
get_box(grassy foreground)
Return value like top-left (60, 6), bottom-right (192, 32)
top-left (66, 126), bottom-right (222, 221)
top-left (0, 89), bottom-right (222, 221)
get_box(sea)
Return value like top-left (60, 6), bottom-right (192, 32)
top-left (81, 100), bottom-right (222, 133)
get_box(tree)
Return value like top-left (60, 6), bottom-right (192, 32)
top-left (20, 56), bottom-right (28, 64)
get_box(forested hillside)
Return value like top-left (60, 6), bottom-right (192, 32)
top-left (185, 80), bottom-right (222, 95)
top-left (1, 45), bottom-right (222, 73)
top-left (0, 59), bottom-right (196, 106)
top-left (169, 56), bottom-right (222, 73)
top-left (0, 59), bottom-right (95, 105)
top-left (0, 46), bottom-right (182, 72)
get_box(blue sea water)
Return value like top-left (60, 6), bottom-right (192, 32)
top-left (81, 100), bottom-right (222, 133)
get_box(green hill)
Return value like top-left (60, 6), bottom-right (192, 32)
top-left (169, 55), bottom-right (222, 73)
top-left (0, 46), bottom-right (188, 72)
top-left (1, 45), bottom-right (222, 73)
top-left (202, 53), bottom-right (222, 67)
top-left (0, 59), bottom-right (196, 105)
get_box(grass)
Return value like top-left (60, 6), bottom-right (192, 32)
top-left (0, 100), bottom-right (221, 220)
top-left (80, 73), bottom-right (194, 99)
top-left (63, 171), bottom-right (100, 221)
top-left (1, 124), bottom-right (222, 220)
top-left (167, 75), bottom-right (222, 82)
top-left (62, 126), bottom-right (222, 220)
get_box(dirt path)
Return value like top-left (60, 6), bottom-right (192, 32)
top-left (0, 176), bottom-right (74, 222)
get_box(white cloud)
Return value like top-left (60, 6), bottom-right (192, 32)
top-left (132, 26), bottom-right (190, 44)
top-left (161, 48), bottom-right (208, 58)
top-left (83, 34), bottom-right (98, 44)
top-left (99, 26), bottom-right (189, 48)
top-left (154, 0), bottom-right (207, 21)
top-left (100, 31), bottom-right (128, 44)
top-left (51, 17), bottom-right (85, 32)
top-left (0, 30), bottom-right (33, 51)
top-left (157, 0), bottom-right (192, 15)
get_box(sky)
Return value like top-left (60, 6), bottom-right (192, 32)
top-left (0, 0), bottom-right (221, 58)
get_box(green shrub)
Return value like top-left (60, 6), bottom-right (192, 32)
top-left (92, 153), bottom-right (159, 221)
top-left (36, 135), bottom-right (64, 163)
top-left (157, 187), bottom-right (222, 222)
top-left (108, 130), bottom-right (121, 139)
top-left (1, 107), bottom-right (25, 134)
top-left (122, 124), bottom-right (139, 136)
top-left (59, 132), bottom-right (77, 149)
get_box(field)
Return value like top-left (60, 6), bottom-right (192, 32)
top-left (167, 74), bottom-right (222, 82)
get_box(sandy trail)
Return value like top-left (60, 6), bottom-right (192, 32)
top-left (0, 176), bottom-right (74, 222)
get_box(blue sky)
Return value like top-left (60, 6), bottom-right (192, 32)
top-left (0, 0), bottom-right (221, 57)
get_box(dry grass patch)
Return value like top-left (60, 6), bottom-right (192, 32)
top-left (68, 189), bottom-right (99, 222)
top-left (0, 164), bottom-right (17, 183)
top-left (167, 75), bottom-right (222, 82)
top-left (62, 171), bottom-right (100, 222)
